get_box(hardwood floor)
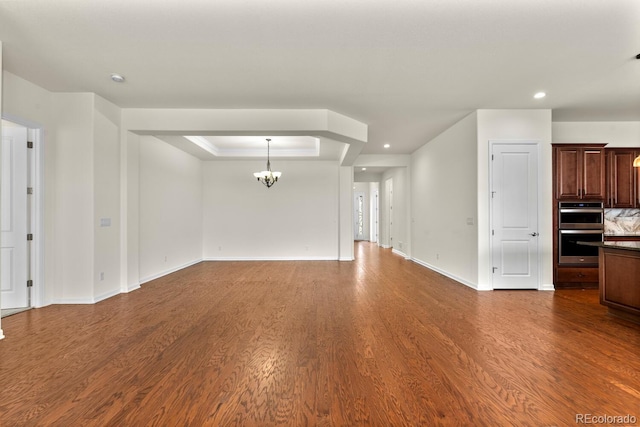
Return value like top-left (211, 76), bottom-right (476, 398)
top-left (1, 242), bottom-right (639, 426)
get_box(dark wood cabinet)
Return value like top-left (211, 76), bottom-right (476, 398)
top-left (554, 144), bottom-right (606, 200)
top-left (552, 144), bottom-right (607, 289)
top-left (606, 149), bottom-right (640, 208)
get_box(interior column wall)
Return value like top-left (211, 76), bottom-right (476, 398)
top-left (51, 93), bottom-right (95, 302)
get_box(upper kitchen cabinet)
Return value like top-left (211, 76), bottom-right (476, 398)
top-left (553, 144), bottom-right (606, 201)
top-left (605, 148), bottom-right (640, 208)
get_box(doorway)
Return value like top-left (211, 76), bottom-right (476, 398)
top-left (490, 141), bottom-right (540, 290)
top-left (354, 191), bottom-right (366, 241)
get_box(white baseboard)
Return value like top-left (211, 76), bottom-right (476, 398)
top-left (392, 248), bottom-right (410, 259)
top-left (52, 297), bottom-right (96, 304)
top-left (94, 289), bottom-right (122, 303)
top-left (411, 257), bottom-right (479, 290)
top-left (540, 283), bottom-right (555, 291)
top-left (339, 257), bottom-right (354, 261)
top-left (379, 244), bottom-right (391, 249)
top-left (140, 259), bottom-right (203, 285)
top-left (122, 283), bottom-right (141, 293)
top-left (0, 328), bottom-right (5, 340)
top-left (203, 256), bottom-right (338, 261)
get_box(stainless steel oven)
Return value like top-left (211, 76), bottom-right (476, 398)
top-left (559, 202), bottom-right (604, 229)
top-left (558, 229), bottom-right (602, 265)
top-left (558, 201), bottom-right (603, 265)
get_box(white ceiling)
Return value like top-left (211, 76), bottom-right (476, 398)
top-left (1, 0), bottom-right (639, 157)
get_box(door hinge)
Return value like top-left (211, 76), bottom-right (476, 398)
top-left (27, 280), bottom-right (33, 287)
top-left (27, 234), bottom-right (33, 241)
top-left (27, 187), bottom-right (33, 195)
top-left (492, 229), bottom-right (495, 236)
top-left (27, 141), bottom-right (34, 149)
top-left (492, 267), bottom-right (498, 273)
top-left (491, 154), bottom-right (494, 160)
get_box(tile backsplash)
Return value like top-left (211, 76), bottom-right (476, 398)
top-left (604, 208), bottom-right (640, 235)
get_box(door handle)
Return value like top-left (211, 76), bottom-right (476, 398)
top-left (529, 232), bottom-right (539, 236)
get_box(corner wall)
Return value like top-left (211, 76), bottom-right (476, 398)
top-left (139, 136), bottom-right (203, 283)
top-left (410, 112), bottom-right (479, 287)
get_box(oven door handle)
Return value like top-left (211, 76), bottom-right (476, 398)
top-left (559, 229), bottom-right (603, 234)
top-left (559, 208), bottom-right (603, 214)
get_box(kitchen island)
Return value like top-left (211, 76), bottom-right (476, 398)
top-left (581, 241), bottom-right (640, 323)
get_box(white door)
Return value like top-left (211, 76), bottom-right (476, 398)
top-left (372, 190), bottom-right (379, 243)
top-left (354, 191), bottom-right (365, 240)
top-left (385, 178), bottom-right (393, 248)
top-left (491, 142), bottom-right (539, 289)
top-left (1, 127), bottom-right (29, 309)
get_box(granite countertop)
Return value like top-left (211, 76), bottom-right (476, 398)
top-left (604, 232), bottom-right (640, 237)
top-left (579, 241), bottom-right (640, 252)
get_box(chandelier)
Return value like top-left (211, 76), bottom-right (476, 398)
top-left (253, 138), bottom-right (282, 188)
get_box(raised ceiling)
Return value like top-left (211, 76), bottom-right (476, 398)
top-left (1, 0), bottom-right (639, 157)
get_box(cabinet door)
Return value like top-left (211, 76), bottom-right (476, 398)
top-left (582, 148), bottom-right (605, 199)
top-left (609, 150), bottom-right (636, 208)
top-left (556, 147), bottom-right (580, 199)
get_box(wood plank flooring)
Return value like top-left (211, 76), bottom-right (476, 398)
top-left (1, 242), bottom-right (639, 426)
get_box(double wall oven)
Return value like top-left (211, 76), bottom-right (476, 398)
top-left (558, 202), bottom-right (603, 265)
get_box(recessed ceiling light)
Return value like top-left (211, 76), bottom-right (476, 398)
top-left (111, 74), bottom-right (125, 83)
top-left (383, 144), bottom-right (390, 149)
top-left (362, 167), bottom-right (367, 171)
top-left (534, 92), bottom-right (546, 99)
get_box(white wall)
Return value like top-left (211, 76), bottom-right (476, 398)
top-left (139, 136), bottom-right (203, 282)
top-left (411, 112), bottom-right (478, 286)
top-left (93, 97), bottom-right (121, 300)
top-left (0, 42), bottom-right (3, 338)
top-left (202, 160), bottom-right (339, 260)
top-left (339, 166), bottom-right (354, 260)
top-left (553, 121), bottom-right (640, 147)
top-left (124, 132), bottom-right (140, 291)
top-left (477, 109), bottom-right (553, 291)
top-left (52, 93), bottom-right (95, 302)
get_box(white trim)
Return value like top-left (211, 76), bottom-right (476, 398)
top-left (123, 283), bottom-right (141, 293)
top-left (392, 248), bottom-right (410, 259)
top-left (411, 257), bottom-right (484, 291)
top-left (139, 258), bottom-right (202, 285)
top-left (0, 328), bottom-right (4, 340)
top-left (379, 244), bottom-right (390, 249)
top-left (339, 257), bottom-right (354, 262)
top-left (204, 256), bottom-right (339, 262)
top-left (540, 283), bottom-right (555, 291)
top-left (52, 297), bottom-right (96, 304)
top-left (94, 289), bottom-right (121, 303)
